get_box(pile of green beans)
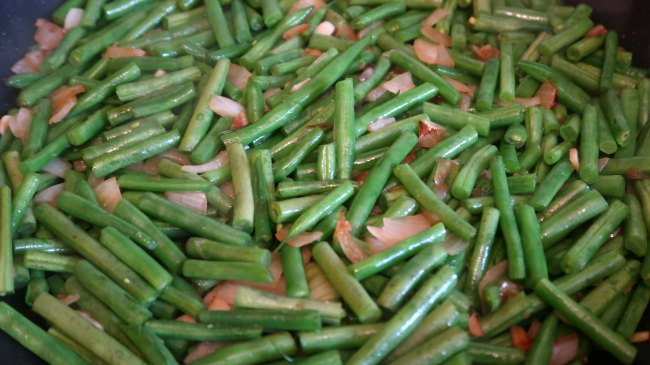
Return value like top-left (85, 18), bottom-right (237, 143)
top-left (0, 0), bottom-right (649, 364)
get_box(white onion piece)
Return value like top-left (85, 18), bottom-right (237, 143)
top-left (64, 8), bottom-right (84, 29)
top-left (365, 85), bottom-right (387, 102)
top-left (87, 173), bottom-right (103, 187)
top-left (160, 148), bottom-right (190, 165)
top-left (512, 96), bottom-right (542, 108)
top-left (210, 96), bottom-right (245, 118)
top-left (10, 108), bottom-right (32, 144)
top-left (459, 93), bottom-right (472, 112)
top-left (443, 77), bottom-right (474, 95)
top-left (182, 151), bottom-right (228, 173)
top-left (226, 63), bottom-right (252, 91)
top-left (219, 181), bottom-right (234, 198)
top-left (314, 21), bottom-right (336, 36)
top-left (631, 331), bottom-right (650, 343)
top-left (34, 183), bottom-right (64, 206)
top-left (176, 314), bottom-right (196, 323)
top-left (57, 294), bottom-right (80, 306)
top-left (185, 342), bottom-right (234, 364)
top-left (291, 78), bottom-right (311, 92)
top-left (598, 157), bottom-right (609, 172)
top-left (12, 50), bottom-right (45, 73)
top-left (35, 19), bottom-right (64, 51)
top-left (420, 27), bottom-right (451, 48)
top-left (367, 117), bottom-right (396, 132)
top-left (383, 72), bottom-right (415, 94)
top-left (263, 87), bottom-right (281, 100)
top-left (477, 260), bottom-right (508, 302)
top-left (422, 8), bottom-right (450, 28)
top-left (569, 148), bottom-right (580, 172)
top-left (102, 46), bottom-right (147, 58)
top-left (0, 115), bottom-right (13, 135)
top-left (418, 119), bottom-right (446, 148)
top-left (154, 69), bottom-right (167, 77)
top-left (414, 38), bottom-right (439, 65)
top-left (334, 211), bottom-right (367, 263)
top-left (307, 262), bottom-right (340, 301)
top-left (286, 231), bottom-right (323, 248)
top-left (207, 297), bottom-right (231, 311)
top-left (359, 67), bottom-right (374, 82)
top-left (93, 177), bottom-right (122, 212)
top-left (290, 0), bottom-right (327, 13)
top-left (551, 333), bottom-right (579, 365)
top-left (432, 159), bottom-right (459, 201)
top-left (49, 85), bottom-right (85, 124)
top-left (42, 157), bottom-right (71, 178)
top-left (203, 282), bottom-right (239, 307)
top-left (367, 215), bottom-right (431, 248)
top-left (283, 24), bottom-right (310, 40)
top-left (357, 21), bottom-right (384, 39)
top-left (469, 312), bottom-right (484, 337)
top-left (436, 44), bottom-right (454, 66)
top-left (230, 113), bottom-right (249, 130)
top-left (442, 233), bottom-right (470, 255)
top-left (165, 191), bottom-right (207, 214)
top-left (77, 311), bottom-right (104, 330)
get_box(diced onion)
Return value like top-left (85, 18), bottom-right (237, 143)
top-left (159, 148), bottom-right (190, 165)
top-left (365, 85), bottom-right (387, 102)
top-left (10, 108), bottom-right (33, 144)
top-left (536, 80), bottom-right (557, 109)
top-left (230, 113), bottom-right (249, 130)
top-left (210, 96), bottom-right (246, 118)
top-left (314, 21), bottom-right (336, 36)
top-left (469, 44), bottom-right (500, 61)
top-left (286, 231), bottom-right (323, 247)
top-left (359, 67), bottom-right (374, 82)
top-left (357, 21), bottom-right (383, 39)
top-left (35, 19), bottom-right (64, 51)
top-left (93, 177), bottom-right (122, 213)
top-left (442, 233), bottom-right (470, 255)
top-left (551, 333), bottom-right (579, 365)
top-left (420, 27), bottom-right (451, 48)
top-left (77, 311), bottom-right (104, 330)
top-left (419, 119), bottom-right (446, 148)
top-left (57, 294), bottom-right (80, 306)
top-left (64, 8), bottom-right (84, 29)
top-left (511, 325), bottom-right (533, 351)
top-left (569, 148), bottom-right (580, 172)
top-left (335, 211), bottom-right (367, 263)
top-left (631, 331), bottom-right (650, 343)
top-left (34, 183), bottom-right (65, 206)
top-left (182, 151), bottom-right (228, 174)
top-left (290, 0), bottom-right (327, 13)
top-left (469, 312), bottom-right (484, 337)
top-left (443, 77), bottom-right (474, 95)
top-left (12, 50), bottom-right (45, 73)
top-left (42, 157), bottom-right (71, 178)
top-left (367, 117), bottom-right (396, 132)
top-left (227, 63), bottom-right (252, 91)
top-left (49, 85), bottom-right (85, 124)
top-left (367, 215), bottom-right (431, 248)
top-left (383, 72), bottom-right (415, 94)
top-left (263, 88), bottom-right (282, 100)
top-left (184, 342), bottom-right (233, 364)
top-left (586, 24), bottom-right (607, 38)
top-left (291, 78), bottom-right (311, 93)
top-left (165, 191), bottom-right (208, 214)
top-left (283, 24), bottom-right (310, 40)
top-left (422, 8), bottom-right (450, 28)
top-left (154, 69), bottom-right (167, 77)
top-left (478, 260), bottom-right (508, 302)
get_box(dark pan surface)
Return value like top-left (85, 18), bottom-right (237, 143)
top-left (0, 0), bottom-right (648, 364)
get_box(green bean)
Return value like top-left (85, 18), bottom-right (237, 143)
top-left (99, 226), bottom-right (172, 291)
top-left (0, 302), bottom-right (88, 365)
top-left (579, 260), bottom-right (640, 316)
top-left (353, 1), bottom-right (405, 29)
top-left (313, 242), bottom-right (381, 323)
top-left (616, 283), bottom-right (650, 339)
top-left (451, 144), bottom-right (498, 199)
top-left (42, 27), bottom-right (87, 71)
top-left (600, 30), bottom-right (618, 91)
top-left (527, 158), bottom-right (573, 211)
top-left (534, 278), bottom-right (637, 364)
top-left (107, 82), bottom-right (196, 125)
top-left (136, 192), bottom-right (251, 246)
top-left (298, 324), bottom-right (382, 354)
top-left (346, 133), bottom-right (417, 235)
top-left (464, 207), bottom-right (500, 306)
top-left (601, 89), bottom-right (632, 147)
top-left (192, 332), bottom-right (297, 365)
top-left (540, 189), bottom-right (608, 249)
top-left (388, 50), bottom-right (459, 104)
top-left (600, 294), bottom-right (631, 328)
top-left (235, 286), bottom-right (345, 324)
top-left (0, 187), bottom-right (12, 296)
top-left (18, 63), bottom-right (84, 107)
top-left (538, 17), bottom-right (593, 56)
top-left (346, 265), bottom-right (457, 365)
top-left (395, 164), bottom-right (476, 240)
top-left (145, 319), bottom-right (262, 341)
top-left (491, 155), bottom-right (526, 279)
top-left (468, 342), bottom-right (525, 364)
top-left (74, 259), bottom-right (152, 325)
top-left (349, 223), bottom-right (445, 281)
top-left (377, 244), bottom-right (448, 312)
top-left (386, 327), bottom-right (469, 365)
top-left (22, 251), bottom-right (78, 273)
top-left (621, 194), bottom-right (647, 257)
top-left (119, 324), bottom-right (176, 365)
top-left (334, 79), bottom-right (355, 180)
top-left (424, 102), bottom-right (490, 137)
top-left (199, 308), bottom-right (321, 332)
top-left (562, 200), bottom-right (629, 273)
top-left (282, 245), bottom-right (309, 298)
top-left (476, 58), bottom-right (500, 112)
top-left (33, 292), bottom-right (146, 365)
